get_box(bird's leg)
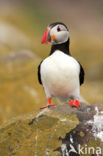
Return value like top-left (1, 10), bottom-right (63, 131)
top-left (67, 100), bottom-right (80, 108)
top-left (40, 98), bottom-right (56, 109)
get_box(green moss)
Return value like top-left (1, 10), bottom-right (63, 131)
top-left (79, 131), bottom-right (85, 137)
top-left (0, 107), bottom-right (79, 156)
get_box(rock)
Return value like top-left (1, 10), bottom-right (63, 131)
top-left (88, 63), bottom-right (103, 81)
top-left (0, 22), bottom-right (30, 49)
top-left (0, 102), bottom-right (103, 156)
top-left (0, 57), bottom-right (45, 124)
top-left (0, 50), bottom-right (38, 63)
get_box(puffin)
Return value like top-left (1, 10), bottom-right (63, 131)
top-left (38, 22), bottom-right (84, 109)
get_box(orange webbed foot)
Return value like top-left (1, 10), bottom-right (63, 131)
top-left (40, 97), bottom-right (56, 109)
top-left (67, 100), bottom-right (80, 108)
top-left (40, 104), bottom-right (56, 109)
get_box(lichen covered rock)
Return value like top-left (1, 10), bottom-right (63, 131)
top-left (0, 103), bottom-right (103, 156)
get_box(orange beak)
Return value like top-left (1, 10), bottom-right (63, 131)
top-left (41, 29), bottom-right (56, 44)
top-left (41, 30), bottom-right (49, 44)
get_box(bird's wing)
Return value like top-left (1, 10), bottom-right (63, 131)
top-left (38, 61), bottom-right (43, 85)
top-left (79, 62), bottom-right (85, 85)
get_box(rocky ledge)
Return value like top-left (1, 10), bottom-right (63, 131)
top-left (0, 102), bottom-right (103, 156)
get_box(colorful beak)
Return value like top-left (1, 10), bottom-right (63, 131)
top-left (41, 30), bottom-right (49, 44)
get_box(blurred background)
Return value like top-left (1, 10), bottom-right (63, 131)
top-left (0, 0), bottom-right (103, 123)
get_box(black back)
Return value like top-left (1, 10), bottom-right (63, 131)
top-left (38, 61), bottom-right (43, 85)
top-left (79, 63), bottom-right (85, 85)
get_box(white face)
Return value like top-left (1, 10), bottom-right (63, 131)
top-left (49, 24), bottom-right (69, 45)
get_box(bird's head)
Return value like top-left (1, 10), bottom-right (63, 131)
top-left (41, 22), bottom-right (69, 45)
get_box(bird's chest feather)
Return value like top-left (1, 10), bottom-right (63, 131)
top-left (41, 51), bottom-right (80, 88)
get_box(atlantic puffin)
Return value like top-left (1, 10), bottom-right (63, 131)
top-left (38, 22), bottom-right (84, 109)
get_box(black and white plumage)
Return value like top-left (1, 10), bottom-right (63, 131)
top-left (38, 22), bottom-right (84, 108)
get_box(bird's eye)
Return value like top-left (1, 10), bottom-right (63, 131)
top-left (57, 26), bottom-right (61, 32)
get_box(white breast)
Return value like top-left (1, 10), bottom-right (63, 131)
top-left (41, 50), bottom-right (80, 101)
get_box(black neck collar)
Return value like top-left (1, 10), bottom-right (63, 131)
top-left (49, 39), bottom-right (70, 56)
